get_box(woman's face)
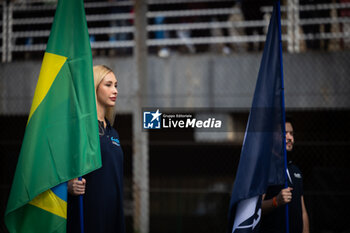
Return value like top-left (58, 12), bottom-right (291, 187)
top-left (96, 72), bottom-right (118, 108)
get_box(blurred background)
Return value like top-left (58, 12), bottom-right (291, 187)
top-left (1, 0), bottom-right (350, 232)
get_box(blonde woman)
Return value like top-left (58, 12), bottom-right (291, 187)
top-left (67, 65), bottom-right (125, 233)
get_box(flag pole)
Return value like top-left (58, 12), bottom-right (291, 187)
top-left (78, 177), bottom-right (85, 233)
top-left (276, 1), bottom-right (290, 233)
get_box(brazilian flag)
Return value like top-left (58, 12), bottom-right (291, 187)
top-left (4, 0), bottom-right (102, 232)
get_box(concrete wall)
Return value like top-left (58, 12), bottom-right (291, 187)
top-left (1, 51), bottom-right (349, 115)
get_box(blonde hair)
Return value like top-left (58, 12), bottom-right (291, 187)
top-left (93, 65), bottom-right (115, 125)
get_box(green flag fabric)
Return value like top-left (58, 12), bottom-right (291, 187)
top-left (5, 0), bottom-right (101, 232)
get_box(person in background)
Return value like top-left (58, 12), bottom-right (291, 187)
top-left (260, 117), bottom-right (310, 233)
top-left (241, 0), bottom-right (272, 51)
top-left (338, 0), bottom-right (350, 49)
top-left (300, 0), bottom-right (332, 50)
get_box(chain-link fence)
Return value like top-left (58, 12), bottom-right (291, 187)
top-left (1, 0), bottom-right (350, 233)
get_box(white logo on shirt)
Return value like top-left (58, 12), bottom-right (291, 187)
top-left (294, 173), bottom-right (302, 179)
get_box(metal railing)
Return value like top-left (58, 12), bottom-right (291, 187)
top-left (1, 0), bottom-right (349, 62)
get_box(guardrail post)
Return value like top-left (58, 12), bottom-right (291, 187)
top-left (7, 0), bottom-right (12, 62)
top-left (133, 0), bottom-right (149, 233)
top-left (294, 0), bottom-right (300, 52)
top-left (2, 1), bottom-right (7, 62)
top-left (287, 0), bottom-right (294, 52)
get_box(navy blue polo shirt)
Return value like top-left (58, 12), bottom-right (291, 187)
top-left (67, 120), bottom-right (125, 233)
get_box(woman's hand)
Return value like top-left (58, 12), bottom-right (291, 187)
top-left (68, 178), bottom-right (86, 196)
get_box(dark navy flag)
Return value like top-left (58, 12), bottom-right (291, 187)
top-left (227, 3), bottom-right (286, 233)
